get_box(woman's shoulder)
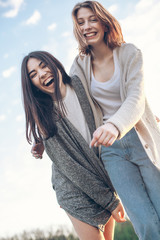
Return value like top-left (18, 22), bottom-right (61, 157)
top-left (70, 53), bottom-right (91, 76)
top-left (115, 43), bottom-right (142, 65)
top-left (76, 53), bottom-right (90, 65)
top-left (117, 42), bottom-right (140, 56)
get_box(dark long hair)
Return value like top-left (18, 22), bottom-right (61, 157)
top-left (21, 51), bottom-right (71, 144)
top-left (72, 1), bottom-right (125, 55)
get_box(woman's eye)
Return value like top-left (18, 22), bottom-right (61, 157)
top-left (30, 73), bottom-right (36, 79)
top-left (42, 64), bottom-right (47, 68)
top-left (78, 21), bottom-right (84, 26)
top-left (90, 18), bottom-right (98, 22)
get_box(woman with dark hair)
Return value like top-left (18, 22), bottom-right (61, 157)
top-left (21, 50), bottom-right (125, 240)
top-left (70, 1), bottom-right (160, 240)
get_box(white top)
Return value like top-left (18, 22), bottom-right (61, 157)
top-left (91, 50), bottom-right (122, 122)
top-left (70, 43), bottom-right (160, 169)
top-left (63, 85), bottom-right (91, 144)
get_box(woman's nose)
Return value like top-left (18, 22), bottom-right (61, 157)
top-left (38, 69), bottom-right (46, 78)
top-left (82, 21), bottom-right (91, 32)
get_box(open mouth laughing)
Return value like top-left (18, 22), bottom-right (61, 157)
top-left (84, 32), bottom-right (97, 38)
top-left (43, 78), bottom-right (54, 87)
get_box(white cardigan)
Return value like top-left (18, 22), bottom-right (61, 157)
top-left (70, 43), bottom-right (160, 169)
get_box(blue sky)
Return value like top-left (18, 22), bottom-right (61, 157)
top-left (0, 0), bottom-right (160, 237)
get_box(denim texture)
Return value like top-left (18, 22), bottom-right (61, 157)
top-left (101, 128), bottom-right (160, 240)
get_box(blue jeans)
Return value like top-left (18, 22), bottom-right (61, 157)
top-left (101, 128), bottom-right (160, 240)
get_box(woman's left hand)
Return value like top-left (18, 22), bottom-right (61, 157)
top-left (90, 123), bottom-right (119, 148)
top-left (31, 142), bottom-right (44, 159)
top-left (111, 202), bottom-right (126, 223)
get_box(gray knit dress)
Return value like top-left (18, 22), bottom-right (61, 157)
top-left (44, 75), bottom-right (119, 231)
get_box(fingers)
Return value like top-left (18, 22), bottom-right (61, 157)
top-left (31, 142), bottom-right (44, 159)
top-left (112, 211), bottom-right (126, 223)
top-left (90, 127), bottom-right (112, 148)
top-left (113, 213), bottom-right (126, 223)
top-left (90, 128), bottom-right (103, 147)
top-left (90, 123), bottom-right (119, 148)
top-left (111, 203), bottom-right (126, 223)
top-left (102, 135), bottom-right (116, 147)
top-left (155, 115), bottom-right (160, 123)
top-left (31, 146), bottom-right (41, 159)
top-left (32, 151), bottom-right (43, 159)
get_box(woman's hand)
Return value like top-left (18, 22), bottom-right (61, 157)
top-left (111, 202), bottom-right (126, 223)
top-left (90, 123), bottom-right (119, 147)
top-left (155, 115), bottom-right (160, 123)
top-left (31, 142), bottom-right (44, 159)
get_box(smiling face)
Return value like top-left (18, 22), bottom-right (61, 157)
top-left (27, 57), bottom-right (65, 98)
top-left (77, 7), bottom-right (105, 47)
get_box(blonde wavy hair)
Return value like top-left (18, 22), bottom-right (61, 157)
top-left (72, 1), bottom-right (125, 55)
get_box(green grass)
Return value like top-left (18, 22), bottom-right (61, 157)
top-left (114, 220), bottom-right (138, 240)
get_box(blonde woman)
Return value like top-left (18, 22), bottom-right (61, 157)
top-left (70, 1), bottom-right (160, 240)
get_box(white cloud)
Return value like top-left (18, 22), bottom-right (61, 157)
top-left (0, 114), bottom-right (6, 122)
top-left (120, 0), bottom-right (160, 115)
top-left (25, 10), bottom-right (41, 25)
top-left (0, 139), bottom-right (72, 236)
top-left (42, 38), bottom-right (58, 55)
top-left (47, 22), bottom-right (57, 31)
top-left (3, 53), bottom-right (9, 59)
top-left (108, 4), bottom-right (118, 15)
top-left (0, 0), bottom-right (24, 18)
top-left (121, 0), bottom-right (160, 44)
top-left (0, 0), bottom-right (7, 7)
top-left (62, 31), bottom-right (71, 37)
top-left (16, 115), bottom-right (24, 122)
top-left (64, 38), bottom-right (78, 73)
top-left (17, 128), bottom-right (24, 135)
top-left (135, 0), bottom-right (153, 13)
top-left (12, 99), bottom-right (21, 106)
top-left (2, 66), bottom-right (16, 78)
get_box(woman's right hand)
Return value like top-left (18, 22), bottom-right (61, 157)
top-left (111, 202), bottom-right (126, 223)
top-left (155, 115), bottom-right (160, 123)
top-left (31, 142), bottom-right (44, 159)
top-left (90, 123), bottom-right (119, 148)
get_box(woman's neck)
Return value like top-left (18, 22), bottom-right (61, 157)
top-left (91, 42), bottom-right (112, 62)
